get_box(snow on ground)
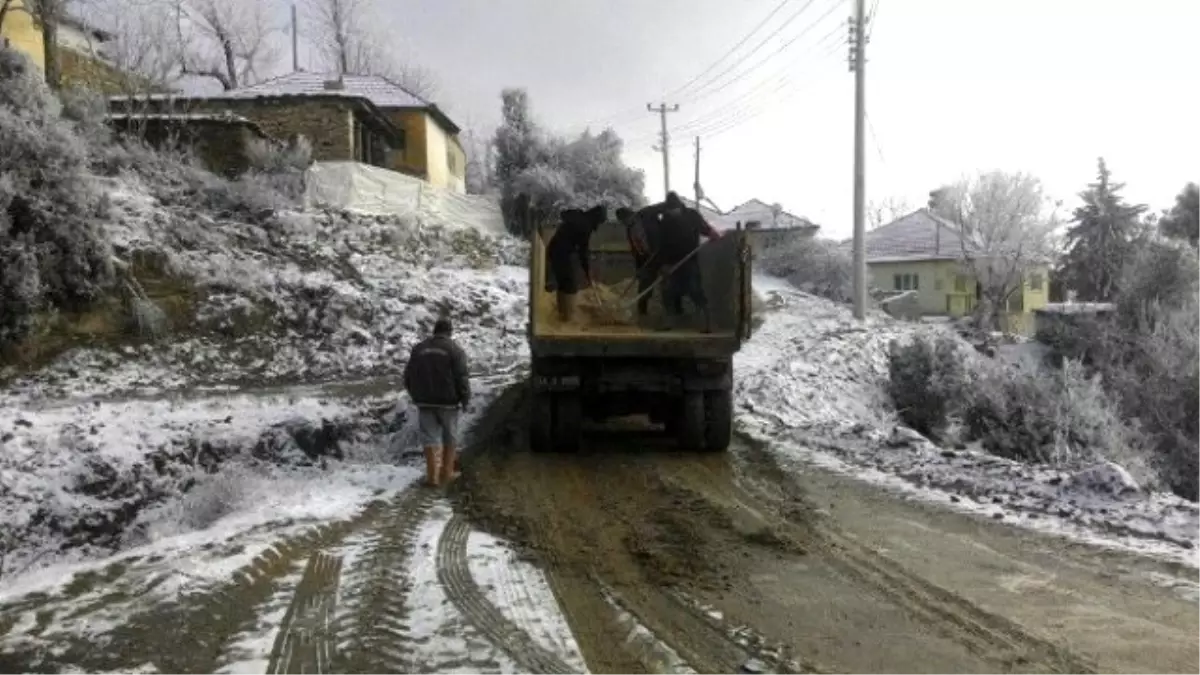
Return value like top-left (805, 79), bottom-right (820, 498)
top-left (740, 276), bottom-right (1200, 567)
top-left (407, 502), bottom-right (521, 673)
top-left (0, 173), bottom-right (529, 405)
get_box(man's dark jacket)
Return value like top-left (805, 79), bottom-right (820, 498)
top-left (404, 335), bottom-right (470, 407)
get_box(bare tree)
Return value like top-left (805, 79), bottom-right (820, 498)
top-left (867, 195), bottom-right (914, 230)
top-left (84, 0), bottom-right (182, 93)
top-left (174, 0), bottom-right (278, 90)
top-left (302, 0), bottom-right (438, 98)
top-left (931, 170), bottom-right (1060, 331)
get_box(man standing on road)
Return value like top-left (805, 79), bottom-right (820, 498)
top-left (403, 317), bottom-right (471, 487)
top-left (657, 192), bottom-right (722, 332)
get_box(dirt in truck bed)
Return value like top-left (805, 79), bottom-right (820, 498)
top-left (453, 383), bottom-right (1198, 674)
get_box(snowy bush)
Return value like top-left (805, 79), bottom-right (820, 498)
top-left (962, 360), bottom-right (1152, 482)
top-left (0, 47), bottom-right (115, 348)
top-left (886, 333), bottom-right (968, 439)
top-left (757, 236), bottom-right (853, 303)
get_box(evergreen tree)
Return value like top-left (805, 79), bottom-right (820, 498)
top-left (1059, 158), bottom-right (1146, 301)
top-left (1159, 182), bottom-right (1199, 247)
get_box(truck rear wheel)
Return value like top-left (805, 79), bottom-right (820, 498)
top-left (678, 391), bottom-right (705, 450)
top-left (703, 389), bottom-right (733, 452)
top-left (552, 393), bottom-right (582, 453)
top-left (530, 392), bottom-right (554, 453)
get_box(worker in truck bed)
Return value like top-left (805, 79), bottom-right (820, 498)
top-left (545, 204), bottom-right (607, 322)
top-left (617, 205), bottom-right (666, 318)
top-left (657, 192), bottom-right (722, 332)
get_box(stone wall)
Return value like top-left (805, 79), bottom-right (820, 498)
top-left (60, 49), bottom-right (145, 95)
top-left (215, 100), bottom-right (355, 161)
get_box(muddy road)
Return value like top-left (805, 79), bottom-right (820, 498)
top-left (454, 385), bottom-right (1199, 674)
top-left (2, 381), bottom-right (1196, 674)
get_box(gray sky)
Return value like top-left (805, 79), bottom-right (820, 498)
top-left (107, 0), bottom-right (1199, 239)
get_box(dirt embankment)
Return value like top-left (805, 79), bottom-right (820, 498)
top-left (454, 382), bottom-right (1196, 674)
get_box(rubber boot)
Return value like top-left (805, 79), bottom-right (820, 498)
top-left (557, 292), bottom-right (577, 323)
top-left (440, 446), bottom-right (458, 485)
top-left (423, 446), bottom-right (442, 487)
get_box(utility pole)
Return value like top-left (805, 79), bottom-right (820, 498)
top-left (693, 136), bottom-right (702, 209)
top-left (849, 0), bottom-right (868, 320)
top-left (291, 3), bottom-right (300, 72)
top-left (647, 102), bottom-right (680, 198)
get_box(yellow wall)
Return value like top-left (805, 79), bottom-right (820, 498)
top-left (869, 259), bottom-right (1050, 334)
top-left (423, 115), bottom-right (465, 194)
top-left (1, 1), bottom-right (45, 68)
top-left (380, 109), bottom-right (465, 193)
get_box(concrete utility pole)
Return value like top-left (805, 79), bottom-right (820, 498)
top-left (849, 0), bottom-right (869, 320)
top-left (291, 3), bottom-right (300, 72)
top-left (693, 136), bottom-right (702, 209)
top-left (647, 102), bottom-right (680, 198)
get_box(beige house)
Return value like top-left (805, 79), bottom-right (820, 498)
top-left (862, 209), bottom-right (1050, 333)
top-left (109, 72), bottom-right (467, 193)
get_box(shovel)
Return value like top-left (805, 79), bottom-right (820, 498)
top-left (623, 241), bottom-right (709, 311)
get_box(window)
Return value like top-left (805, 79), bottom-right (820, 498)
top-left (447, 148), bottom-right (458, 174)
top-left (954, 274), bottom-right (970, 293)
top-left (892, 273), bottom-right (919, 291)
top-left (1028, 272), bottom-right (1044, 291)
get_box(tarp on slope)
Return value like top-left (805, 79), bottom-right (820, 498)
top-left (304, 161), bottom-right (504, 234)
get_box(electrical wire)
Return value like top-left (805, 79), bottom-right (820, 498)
top-left (576, 0), bottom-right (796, 130)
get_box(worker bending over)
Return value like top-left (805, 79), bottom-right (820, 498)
top-left (545, 204), bottom-right (607, 322)
top-left (616, 205), bottom-right (667, 318)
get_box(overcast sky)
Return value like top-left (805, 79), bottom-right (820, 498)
top-left (176, 0), bottom-right (1200, 238)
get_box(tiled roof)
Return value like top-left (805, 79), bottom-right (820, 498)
top-left (219, 72), bottom-right (429, 109)
top-left (725, 199), bottom-right (818, 231)
top-left (860, 208), bottom-right (975, 262)
top-left (116, 72), bottom-right (462, 135)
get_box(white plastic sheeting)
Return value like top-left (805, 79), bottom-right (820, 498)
top-left (304, 161), bottom-right (504, 234)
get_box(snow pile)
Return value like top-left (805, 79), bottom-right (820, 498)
top-left (739, 276), bottom-right (1200, 563)
top-left (1, 172), bottom-right (530, 403)
top-left (0, 371), bottom-right (518, 579)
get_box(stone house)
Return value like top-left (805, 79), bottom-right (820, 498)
top-left (108, 72), bottom-right (468, 193)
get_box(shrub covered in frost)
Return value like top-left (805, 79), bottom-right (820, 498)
top-left (0, 48), bottom-right (114, 348)
top-left (886, 333), bottom-right (968, 439)
top-left (758, 236), bottom-right (853, 303)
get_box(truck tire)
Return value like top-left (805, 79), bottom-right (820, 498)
top-left (530, 392), bottom-right (554, 453)
top-left (553, 393), bottom-right (582, 453)
top-left (678, 391), bottom-right (705, 450)
top-left (703, 389), bottom-right (733, 452)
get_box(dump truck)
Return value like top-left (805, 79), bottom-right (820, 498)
top-left (526, 210), bottom-right (754, 452)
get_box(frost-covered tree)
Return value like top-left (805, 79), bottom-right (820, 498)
top-left (867, 195), bottom-right (914, 230)
top-left (492, 88), bottom-right (644, 235)
top-left (1059, 158), bottom-right (1147, 301)
top-left (175, 0), bottom-right (278, 91)
top-left (0, 46), bottom-right (113, 348)
top-left (302, 0), bottom-right (438, 97)
top-left (932, 170), bottom-right (1060, 330)
top-left (1158, 182), bottom-right (1198, 248)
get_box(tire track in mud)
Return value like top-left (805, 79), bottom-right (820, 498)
top-left (266, 551), bottom-right (343, 674)
top-left (721, 439), bottom-right (1098, 674)
top-left (435, 513), bottom-right (576, 674)
top-left (0, 498), bottom-right (394, 674)
top-left (454, 403), bottom-right (806, 675)
top-left (331, 486), bottom-right (436, 674)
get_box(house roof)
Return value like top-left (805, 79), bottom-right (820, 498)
top-left (856, 208), bottom-right (975, 262)
top-left (203, 72), bottom-right (461, 135)
top-left (107, 92), bottom-right (406, 147)
top-left (724, 199), bottom-right (818, 231)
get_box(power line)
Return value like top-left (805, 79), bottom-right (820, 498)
top-left (675, 0), bottom-right (826, 102)
top-left (663, 0), bottom-right (796, 100)
top-left (577, 0), bottom-right (797, 130)
top-left (666, 23), bottom-right (846, 136)
top-left (630, 33), bottom-right (847, 146)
